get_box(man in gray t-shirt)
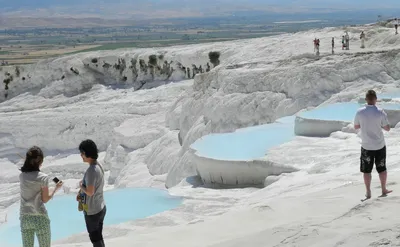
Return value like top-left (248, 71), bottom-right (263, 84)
top-left (354, 90), bottom-right (392, 200)
top-left (78, 140), bottom-right (106, 247)
top-left (82, 165), bottom-right (105, 215)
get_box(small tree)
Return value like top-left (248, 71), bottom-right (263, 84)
top-left (102, 62), bottom-right (111, 69)
top-left (130, 59), bottom-right (137, 69)
top-left (15, 66), bottom-right (20, 77)
top-left (139, 59), bottom-right (148, 74)
top-left (91, 58), bottom-right (98, 64)
top-left (208, 51), bottom-right (220, 67)
top-left (148, 55), bottom-right (157, 67)
top-left (158, 54), bottom-right (164, 60)
top-left (70, 67), bottom-right (79, 75)
top-left (3, 76), bottom-right (13, 90)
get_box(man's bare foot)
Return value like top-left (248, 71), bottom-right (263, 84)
top-left (382, 189), bottom-right (393, 196)
top-left (361, 192), bottom-right (372, 202)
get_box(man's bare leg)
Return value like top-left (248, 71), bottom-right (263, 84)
top-left (379, 171), bottom-right (393, 195)
top-left (364, 173), bottom-right (372, 198)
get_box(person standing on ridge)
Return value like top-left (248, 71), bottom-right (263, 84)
top-left (77, 140), bottom-right (106, 247)
top-left (360, 31), bottom-right (366, 49)
top-left (344, 31), bottom-right (350, 50)
top-left (394, 18), bottom-right (399, 35)
top-left (341, 35), bottom-right (345, 50)
top-left (354, 90), bottom-right (392, 200)
top-left (314, 38), bottom-right (320, 55)
top-left (313, 38), bottom-right (317, 52)
top-left (331, 37), bottom-right (335, 54)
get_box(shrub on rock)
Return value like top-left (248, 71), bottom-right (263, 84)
top-left (15, 66), bottom-right (20, 77)
top-left (3, 76), bottom-right (13, 90)
top-left (208, 51), bottom-right (220, 67)
top-left (149, 55), bottom-right (158, 67)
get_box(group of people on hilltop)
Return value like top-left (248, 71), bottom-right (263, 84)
top-left (19, 140), bottom-right (106, 247)
top-left (314, 31), bottom-right (353, 55)
top-left (313, 20), bottom-right (399, 56)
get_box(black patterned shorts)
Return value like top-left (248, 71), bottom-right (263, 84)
top-left (360, 146), bottom-right (386, 174)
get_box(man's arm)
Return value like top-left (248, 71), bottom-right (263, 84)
top-left (80, 184), bottom-right (95, 197)
top-left (354, 113), bottom-right (361, 130)
top-left (80, 170), bottom-right (96, 197)
top-left (382, 111), bottom-right (390, 132)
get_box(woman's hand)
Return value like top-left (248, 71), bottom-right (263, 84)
top-left (55, 181), bottom-right (63, 190)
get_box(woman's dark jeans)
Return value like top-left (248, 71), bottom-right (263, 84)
top-left (84, 206), bottom-right (106, 247)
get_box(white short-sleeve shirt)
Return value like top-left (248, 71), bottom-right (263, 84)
top-left (354, 105), bottom-right (389, 151)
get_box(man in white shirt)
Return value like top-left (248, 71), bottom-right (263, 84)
top-left (354, 90), bottom-right (392, 200)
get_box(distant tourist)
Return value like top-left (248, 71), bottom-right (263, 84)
top-left (331, 37), bottom-right (335, 54)
top-left (77, 140), bottom-right (106, 247)
top-left (313, 38), bottom-right (320, 55)
top-left (344, 31), bottom-right (350, 50)
top-left (313, 38), bottom-right (317, 52)
top-left (394, 18), bottom-right (399, 35)
top-left (19, 146), bottom-right (63, 247)
top-left (342, 36), bottom-right (345, 50)
top-left (354, 90), bottom-right (392, 200)
top-left (360, 31), bottom-right (366, 49)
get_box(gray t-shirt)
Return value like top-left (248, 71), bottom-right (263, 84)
top-left (354, 105), bottom-right (390, 151)
top-left (19, 171), bottom-right (50, 216)
top-left (82, 163), bottom-right (105, 215)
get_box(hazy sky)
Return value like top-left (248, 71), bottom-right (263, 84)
top-left (0, 0), bottom-right (399, 19)
top-left (1, 0), bottom-right (398, 8)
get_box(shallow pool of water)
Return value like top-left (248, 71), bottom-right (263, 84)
top-left (191, 101), bottom-right (400, 161)
top-left (299, 102), bottom-right (361, 121)
top-left (299, 102), bottom-right (400, 122)
top-left (191, 116), bottom-right (296, 161)
top-left (0, 188), bottom-right (182, 247)
top-left (379, 92), bottom-right (400, 99)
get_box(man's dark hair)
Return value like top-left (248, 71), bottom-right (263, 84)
top-left (79, 139), bottom-right (98, 160)
top-left (366, 90), bottom-right (377, 101)
top-left (21, 146), bottom-right (44, 173)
